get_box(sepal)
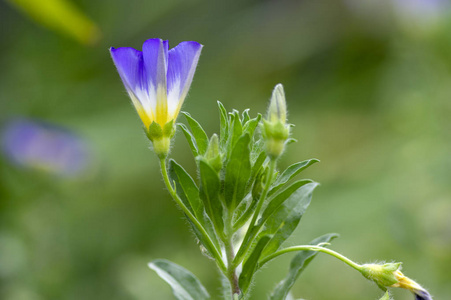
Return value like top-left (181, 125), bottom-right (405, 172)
top-left (146, 121), bottom-right (163, 141)
top-left (361, 262), bottom-right (403, 288)
top-left (163, 119), bottom-right (175, 138)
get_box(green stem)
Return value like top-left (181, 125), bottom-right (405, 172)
top-left (159, 157), bottom-right (227, 273)
top-left (225, 237), bottom-right (240, 297)
top-left (224, 210), bottom-right (240, 298)
top-left (259, 245), bottom-right (363, 272)
top-left (234, 158), bottom-right (277, 265)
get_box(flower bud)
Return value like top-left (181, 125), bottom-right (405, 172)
top-left (361, 262), bottom-right (402, 288)
top-left (262, 84), bottom-right (290, 159)
top-left (361, 263), bottom-right (432, 300)
top-left (268, 83), bottom-right (287, 124)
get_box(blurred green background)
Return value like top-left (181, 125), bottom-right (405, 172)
top-left (0, 0), bottom-right (450, 299)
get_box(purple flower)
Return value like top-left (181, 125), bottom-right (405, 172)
top-left (1, 119), bottom-right (89, 176)
top-left (110, 38), bottom-right (203, 129)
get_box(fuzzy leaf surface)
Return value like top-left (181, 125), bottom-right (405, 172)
top-left (169, 159), bottom-right (203, 219)
top-left (239, 235), bottom-right (271, 293)
top-left (179, 123), bottom-right (199, 157)
top-left (260, 179), bottom-right (313, 226)
top-left (183, 112), bottom-right (209, 155)
top-left (217, 101), bottom-right (229, 151)
top-left (168, 160), bottom-right (221, 252)
top-left (199, 159), bottom-right (224, 233)
top-left (242, 114), bottom-right (261, 140)
top-left (269, 159), bottom-right (319, 196)
top-left (226, 112), bottom-right (243, 160)
top-left (148, 259), bottom-right (210, 300)
top-left (261, 182), bottom-right (319, 257)
top-left (224, 134), bottom-right (251, 209)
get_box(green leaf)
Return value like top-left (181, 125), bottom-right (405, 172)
top-left (168, 160), bottom-right (220, 256)
top-left (239, 235), bottom-right (272, 293)
top-left (242, 114), bottom-right (262, 140)
top-left (199, 159), bottom-right (224, 234)
top-left (379, 291), bottom-right (391, 300)
top-left (219, 272), bottom-right (232, 300)
top-left (269, 159), bottom-right (319, 196)
top-left (234, 168), bottom-right (264, 227)
top-left (169, 160), bottom-right (203, 219)
top-left (233, 166), bottom-right (266, 230)
top-left (148, 259), bottom-right (210, 300)
top-left (260, 179), bottom-right (313, 226)
top-left (224, 134), bottom-right (251, 209)
top-left (217, 101), bottom-right (229, 151)
top-left (226, 111), bottom-right (243, 160)
top-left (245, 151), bottom-right (267, 195)
top-left (261, 183), bottom-right (319, 257)
top-left (242, 109), bottom-right (250, 124)
top-left (178, 123), bottom-right (199, 157)
top-left (232, 193), bottom-right (252, 224)
top-left (249, 139), bottom-right (265, 166)
top-left (268, 233), bottom-right (338, 300)
top-left (183, 112), bottom-right (209, 155)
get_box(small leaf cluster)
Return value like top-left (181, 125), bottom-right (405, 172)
top-left (151, 102), bottom-right (336, 300)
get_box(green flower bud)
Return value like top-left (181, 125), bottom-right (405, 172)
top-left (361, 262), bottom-right (402, 288)
top-left (146, 120), bottom-right (176, 158)
top-left (205, 134), bottom-right (223, 172)
top-left (361, 262), bottom-right (432, 299)
top-left (262, 84), bottom-right (290, 159)
top-left (268, 83), bottom-right (287, 124)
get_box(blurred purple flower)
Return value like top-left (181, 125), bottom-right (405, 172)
top-left (393, 0), bottom-right (449, 20)
top-left (1, 119), bottom-right (89, 176)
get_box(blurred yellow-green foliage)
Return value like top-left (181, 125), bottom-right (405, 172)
top-left (1, 0), bottom-right (450, 299)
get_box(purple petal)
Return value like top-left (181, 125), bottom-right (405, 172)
top-left (142, 39), bottom-right (168, 90)
top-left (142, 38), bottom-right (169, 123)
top-left (167, 41), bottom-right (203, 117)
top-left (110, 47), bottom-right (146, 98)
top-left (415, 289), bottom-right (432, 300)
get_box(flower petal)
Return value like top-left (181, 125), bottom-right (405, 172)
top-left (110, 47), bottom-right (153, 127)
top-left (142, 38), bottom-right (169, 125)
top-left (415, 289), bottom-right (432, 300)
top-left (167, 41), bottom-right (203, 120)
top-left (110, 47), bottom-right (145, 96)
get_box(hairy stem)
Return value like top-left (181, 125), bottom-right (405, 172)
top-left (159, 157), bottom-right (227, 273)
top-left (234, 158), bottom-right (277, 265)
top-left (224, 210), bottom-right (240, 298)
top-left (259, 245), bottom-right (363, 272)
top-left (225, 238), bottom-right (240, 297)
